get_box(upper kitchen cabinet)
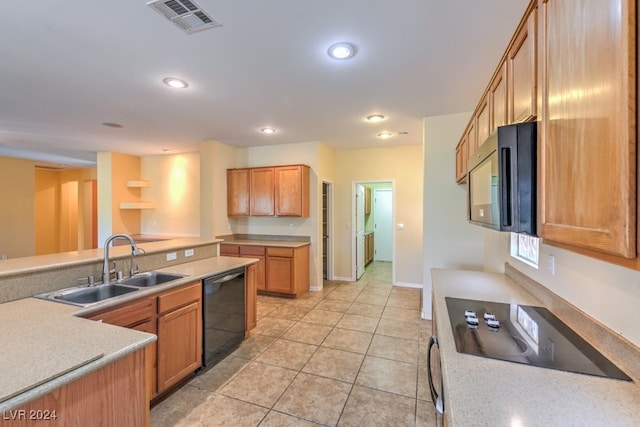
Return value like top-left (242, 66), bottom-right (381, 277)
top-left (227, 169), bottom-right (250, 216)
top-left (250, 167), bottom-right (275, 216)
top-left (275, 165), bottom-right (310, 217)
top-left (538, 0), bottom-right (636, 259)
top-left (489, 62), bottom-right (508, 132)
top-left (475, 95), bottom-right (491, 146)
top-left (508, 5), bottom-right (537, 123)
top-left (227, 164), bottom-right (310, 217)
top-left (455, 133), bottom-right (469, 184)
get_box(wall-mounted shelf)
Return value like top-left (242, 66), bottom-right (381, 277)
top-left (119, 202), bottom-right (155, 210)
top-left (126, 180), bottom-right (151, 188)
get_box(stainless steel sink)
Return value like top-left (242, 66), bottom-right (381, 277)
top-left (118, 272), bottom-right (184, 287)
top-left (34, 271), bottom-right (185, 307)
top-left (50, 284), bottom-right (138, 306)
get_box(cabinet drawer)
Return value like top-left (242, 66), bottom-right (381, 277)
top-left (266, 247), bottom-right (294, 257)
top-left (86, 297), bottom-right (155, 329)
top-left (240, 245), bottom-right (265, 256)
top-left (158, 282), bottom-right (201, 315)
top-left (220, 245), bottom-right (240, 256)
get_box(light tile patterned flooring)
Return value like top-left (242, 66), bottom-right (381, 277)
top-left (151, 262), bottom-right (436, 426)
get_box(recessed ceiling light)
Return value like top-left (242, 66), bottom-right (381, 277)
top-left (377, 132), bottom-right (393, 139)
top-left (261, 127), bottom-right (277, 134)
top-left (328, 42), bottom-right (356, 60)
top-left (366, 114), bottom-right (385, 123)
top-left (163, 77), bottom-right (189, 89)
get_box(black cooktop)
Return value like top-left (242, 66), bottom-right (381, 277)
top-left (445, 297), bottom-right (631, 381)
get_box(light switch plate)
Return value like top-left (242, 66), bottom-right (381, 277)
top-left (166, 252), bottom-right (177, 261)
top-left (185, 249), bottom-right (194, 257)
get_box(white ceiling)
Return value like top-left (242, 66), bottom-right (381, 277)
top-left (0, 0), bottom-right (529, 167)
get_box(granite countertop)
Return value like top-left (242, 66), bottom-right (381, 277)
top-left (431, 269), bottom-right (640, 426)
top-left (0, 255), bottom-right (257, 411)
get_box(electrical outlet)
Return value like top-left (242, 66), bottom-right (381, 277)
top-left (289, 223), bottom-right (294, 230)
top-left (166, 252), bottom-right (177, 261)
top-left (185, 248), bottom-right (194, 257)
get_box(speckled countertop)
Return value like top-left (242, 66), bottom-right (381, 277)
top-left (0, 255), bottom-right (257, 411)
top-left (219, 236), bottom-right (311, 248)
top-left (431, 269), bottom-right (640, 426)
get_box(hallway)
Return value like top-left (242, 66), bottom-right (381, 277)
top-left (151, 262), bottom-right (434, 426)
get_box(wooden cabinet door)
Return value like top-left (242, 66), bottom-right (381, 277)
top-left (240, 245), bottom-right (266, 291)
top-left (250, 167), bottom-right (275, 216)
top-left (157, 300), bottom-right (202, 393)
top-left (364, 186), bottom-right (372, 214)
top-left (475, 96), bottom-right (491, 146)
top-left (266, 253), bottom-right (294, 294)
top-left (466, 120), bottom-right (477, 156)
top-left (455, 135), bottom-right (468, 183)
top-left (509, 7), bottom-right (537, 123)
top-left (274, 165), bottom-right (309, 217)
top-left (245, 264), bottom-right (257, 334)
top-left (489, 62), bottom-right (508, 132)
top-left (538, 0), bottom-right (636, 258)
top-left (227, 169), bottom-right (250, 216)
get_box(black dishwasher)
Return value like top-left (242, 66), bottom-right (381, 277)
top-left (201, 267), bottom-right (246, 371)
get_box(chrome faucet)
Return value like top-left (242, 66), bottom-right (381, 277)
top-left (102, 234), bottom-right (140, 284)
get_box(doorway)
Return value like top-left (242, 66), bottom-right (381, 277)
top-left (322, 181), bottom-right (333, 280)
top-left (352, 181), bottom-right (394, 282)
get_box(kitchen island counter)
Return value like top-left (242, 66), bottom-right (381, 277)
top-left (431, 268), bottom-right (640, 426)
top-left (0, 255), bottom-right (257, 413)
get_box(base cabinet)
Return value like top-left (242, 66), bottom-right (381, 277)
top-left (365, 233), bottom-right (374, 265)
top-left (222, 243), bottom-right (310, 297)
top-left (265, 245), bottom-right (310, 297)
top-left (156, 283), bottom-right (202, 394)
top-left (83, 281), bottom-right (202, 402)
top-left (4, 349), bottom-right (148, 427)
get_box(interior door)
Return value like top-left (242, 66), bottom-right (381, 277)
top-left (374, 189), bottom-right (392, 262)
top-left (356, 184), bottom-right (365, 279)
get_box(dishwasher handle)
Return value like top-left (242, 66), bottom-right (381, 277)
top-left (204, 267), bottom-right (245, 285)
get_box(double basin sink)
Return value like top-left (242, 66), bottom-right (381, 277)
top-left (35, 272), bottom-right (185, 307)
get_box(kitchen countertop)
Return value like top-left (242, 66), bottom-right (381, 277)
top-left (0, 237), bottom-right (222, 278)
top-left (0, 255), bottom-right (257, 411)
top-left (431, 269), bottom-right (640, 426)
top-left (219, 237), bottom-right (311, 248)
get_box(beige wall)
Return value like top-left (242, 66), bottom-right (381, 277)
top-left (199, 141), bottom-right (239, 239)
top-left (422, 113), bottom-right (485, 318)
top-left (140, 152), bottom-right (200, 237)
top-left (0, 157), bottom-right (36, 258)
top-left (34, 169), bottom-right (60, 255)
top-left (333, 145), bottom-right (424, 285)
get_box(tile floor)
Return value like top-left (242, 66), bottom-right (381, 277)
top-left (151, 262), bottom-right (436, 426)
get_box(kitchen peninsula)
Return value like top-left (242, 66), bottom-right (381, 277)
top-left (430, 267), bottom-right (640, 426)
top-left (0, 238), bottom-right (258, 425)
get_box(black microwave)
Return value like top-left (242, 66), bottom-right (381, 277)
top-left (467, 121), bottom-right (537, 235)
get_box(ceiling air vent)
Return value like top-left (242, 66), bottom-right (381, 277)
top-left (147, 0), bottom-right (221, 34)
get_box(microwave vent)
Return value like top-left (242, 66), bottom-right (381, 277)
top-left (147, 0), bottom-right (221, 34)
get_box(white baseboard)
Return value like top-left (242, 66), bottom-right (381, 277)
top-left (393, 281), bottom-right (422, 289)
top-left (332, 276), bottom-right (353, 282)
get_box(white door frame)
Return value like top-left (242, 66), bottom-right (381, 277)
top-left (350, 180), bottom-right (395, 283)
